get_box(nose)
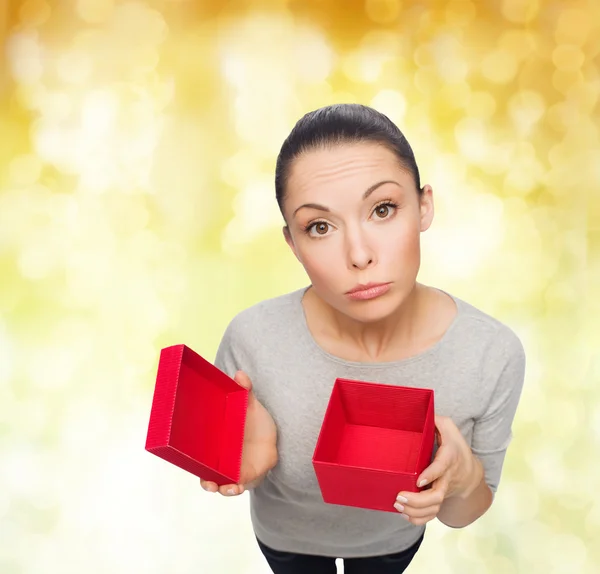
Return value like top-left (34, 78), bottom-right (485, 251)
top-left (345, 226), bottom-right (376, 270)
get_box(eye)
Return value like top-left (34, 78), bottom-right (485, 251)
top-left (314, 222), bottom-right (329, 235)
top-left (372, 201), bottom-right (398, 219)
top-left (375, 204), bottom-right (390, 218)
top-left (304, 221), bottom-right (331, 237)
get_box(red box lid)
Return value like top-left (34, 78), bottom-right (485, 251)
top-left (145, 344), bottom-right (249, 485)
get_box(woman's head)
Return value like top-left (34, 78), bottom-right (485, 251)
top-left (275, 104), bottom-right (422, 215)
top-left (277, 104), bottom-right (434, 323)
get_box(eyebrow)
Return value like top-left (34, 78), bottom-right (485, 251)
top-left (292, 180), bottom-right (403, 217)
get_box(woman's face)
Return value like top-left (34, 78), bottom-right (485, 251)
top-left (282, 142), bottom-right (434, 323)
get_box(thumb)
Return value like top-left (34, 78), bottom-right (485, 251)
top-left (234, 370), bottom-right (253, 391)
top-left (416, 446), bottom-right (451, 488)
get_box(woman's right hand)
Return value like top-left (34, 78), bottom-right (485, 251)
top-left (200, 370), bottom-right (278, 496)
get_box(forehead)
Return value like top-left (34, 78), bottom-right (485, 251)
top-left (286, 142), bottom-right (412, 200)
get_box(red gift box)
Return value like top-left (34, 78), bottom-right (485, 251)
top-left (145, 344), bottom-right (249, 485)
top-left (312, 378), bottom-right (435, 513)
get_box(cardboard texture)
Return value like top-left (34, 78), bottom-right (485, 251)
top-left (145, 344), bottom-right (249, 485)
top-left (312, 378), bottom-right (435, 512)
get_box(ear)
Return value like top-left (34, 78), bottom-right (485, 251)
top-left (283, 226), bottom-right (301, 262)
top-left (419, 185), bottom-right (434, 232)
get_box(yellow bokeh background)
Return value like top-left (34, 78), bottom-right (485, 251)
top-left (1, 0), bottom-right (598, 572)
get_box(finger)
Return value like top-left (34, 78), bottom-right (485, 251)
top-left (433, 414), bottom-right (452, 443)
top-left (396, 487), bottom-right (445, 509)
top-left (234, 370), bottom-right (253, 391)
top-left (200, 480), bottom-right (218, 492)
top-left (218, 483), bottom-right (245, 496)
top-left (434, 414), bottom-right (451, 428)
top-left (395, 501), bottom-right (441, 519)
top-left (415, 448), bottom-right (452, 488)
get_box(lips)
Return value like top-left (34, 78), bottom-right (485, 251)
top-left (346, 282), bottom-right (390, 294)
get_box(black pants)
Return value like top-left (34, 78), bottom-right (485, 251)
top-left (256, 533), bottom-right (424, 574)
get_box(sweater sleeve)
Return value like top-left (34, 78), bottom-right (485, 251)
top-left (471, 326), bottom-right (526, 495)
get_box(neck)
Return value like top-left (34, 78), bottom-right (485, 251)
top-left (310, 283), bottom-right (426, 362)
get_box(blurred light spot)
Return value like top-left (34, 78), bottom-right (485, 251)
top-left (220, 150), bottom-right (263, 190)
top-left (1, 442), bottom-right (38, 498)
top-left (56, 50), bottom-right (92, 85)
top-left (364, 0), bottom-right (401, 24)
top-left (591, 403), bottom-right (600, 443)
top-left (76, 0), bottom-right (114, 24)
top-left (0, 322), bottom-right (14, 390)
top-left (508, 90), bottom-right (545, 134)
top-left (343, 49), bottom-right (386, 83)
top-left (549, 533), bottom-right (587, 572)
top-left (501, 480), bottom-right (540, 523)
top-left (585, 500), bottom-right (600, 536)
top-left (6, 32), bottom-right (44, 84)
top-left (413, 44), bottom-right (433, 68)
top-left (222, 179), bottom-right (283, 253)
top-left (501, 0), bottom-right (540, 24)
top-left (37, 90), bottom-right (73, 122)
top-left (431, 34), bottom-right (468, 82)
top-left (528, 444), bottom-right (565, 494)
top-left (481, 48), bottom-right (518, 84)
top-left (32, 122), bottom-right (69, 167)
top-left (81, 89), bottom-right (119, 137)
top-left (504, 142), bottom-right (545, 194)
top-left (467, 91), bottom-right (497, 119)
top-left (454, 117), bottom-right (488, 162)
top-left (370, 90), bottom-right (406, 125)
top-left (552, 44), bottom-right (585, 71)
top-left (445, 0), bottom-right (476, 26)
top-left (113, 2), bottom-right (168, 46)
top-left (567, 83), bottom-right (598, 115)
top-left (555, 9), bottom-right (591, 46)
top-left (26, 343), bottom-right (82, 390)
top-left (438, 81), bottom-right (471, 109)
top-left (479, 142), bottom-right (514, 175)
top-left (60, 398), bottom-right (111, 453)
top-left (552, 69), bottom-right (585, 95)
top-left (9, 154), bottom-right (43, 186)
top-left (546, 101), bottom-right (578, 133)
top-left (129, 45), bottom-right (160, 73)
top-left (427, 191), bottom-right (504, 278)
top-left (499, 30), bottom-right (538, 61)
top-left (293, 28), bottom-right (334, 82)
top-left (488, 557), bottom-right (518, 574)
top-left (413, 67), bottom-right (438, 95)
top-left (19, 0), bottom-right (52, 27)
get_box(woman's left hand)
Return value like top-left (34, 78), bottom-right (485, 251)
top-left (394, 415), bottom-right (485, 525)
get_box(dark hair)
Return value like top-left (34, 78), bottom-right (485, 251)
top-left (275, 103), bottom-right (422, 220)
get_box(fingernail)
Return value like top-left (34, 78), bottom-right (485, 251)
top-left (227, 488), bottom-right (235, 495)
top-left (394, 502), bottom-right (404, 512)
top-left (396, 495), bottom-right (408, 504)
top-left (418, 479), bottom-right (428, 488)
top-left (401, 513), bottom-right (410, 521)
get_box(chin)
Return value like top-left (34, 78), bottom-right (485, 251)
top-left (338, 295), bottom-right (400, 323)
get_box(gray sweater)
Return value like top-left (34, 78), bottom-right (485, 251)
top-left (214, 286), bottom-right (526, 558)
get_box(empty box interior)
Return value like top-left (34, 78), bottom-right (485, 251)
top-left (314, 379), bottom-right (433, 474)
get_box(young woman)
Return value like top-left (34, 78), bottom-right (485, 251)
top-left (200, 104), bottom-right (526, 573)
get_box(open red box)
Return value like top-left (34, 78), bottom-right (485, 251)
top-left (312, 378), bottom-right (435, 513)
top-left (145, 344), bottom-right (249, 485)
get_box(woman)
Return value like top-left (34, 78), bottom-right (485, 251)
top-left (200, 104), bottom-right (526, 573)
